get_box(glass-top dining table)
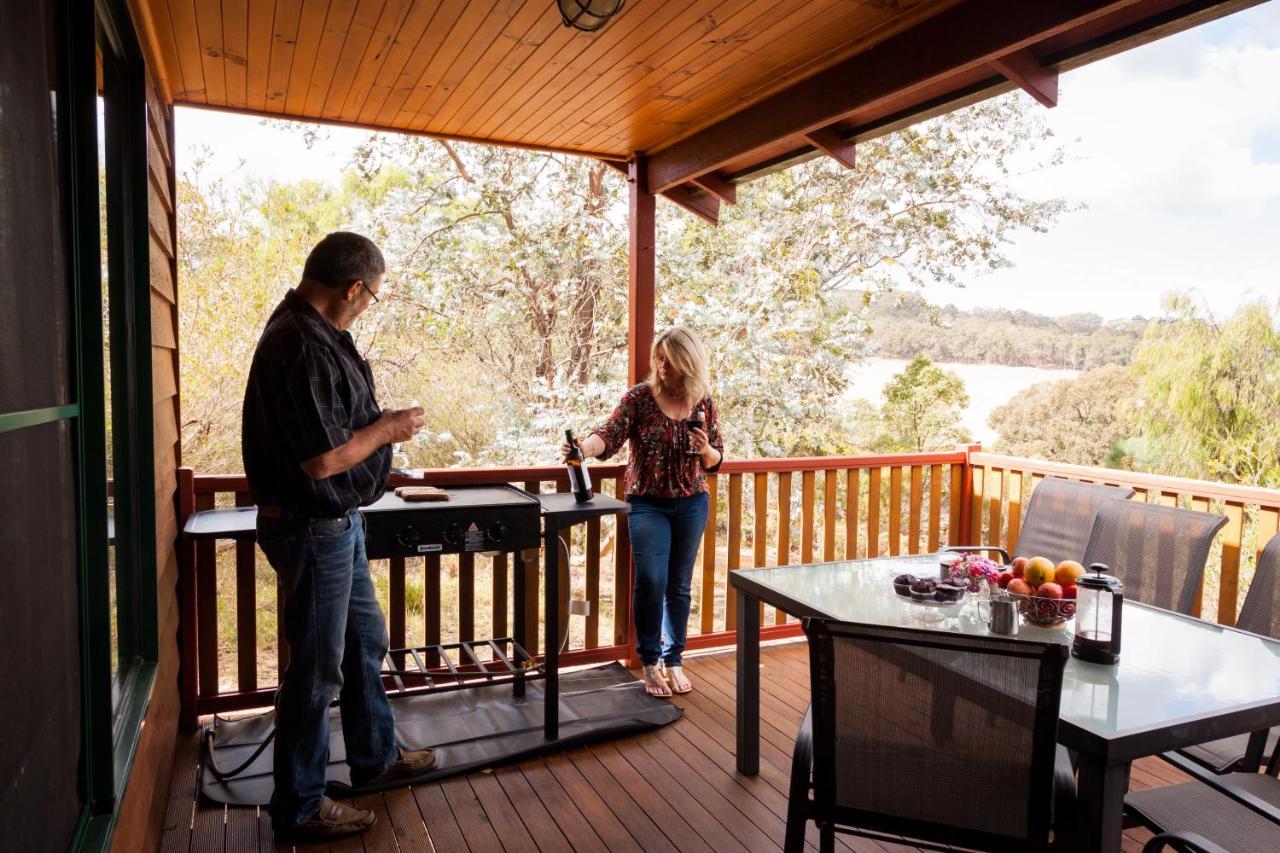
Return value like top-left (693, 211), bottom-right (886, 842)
top-left (729, 553), bottom-right (1280, 853)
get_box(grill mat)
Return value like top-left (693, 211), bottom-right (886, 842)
top-left (200, 663), bottom-right (680, 806)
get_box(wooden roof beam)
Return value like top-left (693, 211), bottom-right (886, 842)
top-left (989, 48), bottom-right (1058, 107)
top-left (601, 159), bottom-right (720, 225)
top-left (803, 126), bottom-right (856, 170)
top-left (646, 0), bottom-right (1136, 193)
top-left (690, 172), bottom-right (737, 205)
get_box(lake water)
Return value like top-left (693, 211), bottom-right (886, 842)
top-left (846, 358), bottom-right (1079, 446)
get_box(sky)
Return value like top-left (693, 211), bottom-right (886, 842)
top-left (175, 2), bottom-right (1280, 322)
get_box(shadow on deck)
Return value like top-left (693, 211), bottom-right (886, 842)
top-left (160, 641), bottom-right (1186, 852)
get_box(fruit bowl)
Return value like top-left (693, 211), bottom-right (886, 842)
top-left (1004, 591), bottom-right (1077, 627)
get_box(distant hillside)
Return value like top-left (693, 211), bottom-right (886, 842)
top-left (865, 294), bottom-right (1147, 370)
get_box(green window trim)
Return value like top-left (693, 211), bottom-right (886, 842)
top-left (0, 404), bottom-right (81, 434)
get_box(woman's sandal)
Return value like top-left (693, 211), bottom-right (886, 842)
top-left (661, 662), bottom-right (693, 695)
top-left (642, 664), bottom-right (672, 698)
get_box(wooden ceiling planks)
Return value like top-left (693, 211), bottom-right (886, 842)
top-left (244, 0), bottom-right (275, 111)
top-left (512, 0), bottom-right (781, 150)
top-left (567, 0), bottom-right (856, 153)
top-left (220, 0), bottom-right (248, 108)
top-left (138, 0), bottom-right (1250, 173)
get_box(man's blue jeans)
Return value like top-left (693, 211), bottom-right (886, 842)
top-left (257, 510), bottom-right (397, 830)
top-left (628, 492), bottom-right (710, 667)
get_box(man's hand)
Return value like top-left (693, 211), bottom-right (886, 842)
top-left (301, 407), bottom-right (425, 481)
top-left (380, 407), bottom-right (425, 443)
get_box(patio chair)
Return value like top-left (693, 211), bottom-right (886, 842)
top-left (1179, 533), bottom-right (1280, 773)
top-left (1126, 744), bottom-right (1280, 853)
top-left (1142, 831), bottom-right (1233, 853)
top-left (1081, 500), bottom-right (1228, 616)
top-left (785, 618), bottom-right (1075, 852)
top-left (946, 476), bottom-right (1134, 565)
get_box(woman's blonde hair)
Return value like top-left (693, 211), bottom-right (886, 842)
top-left (647, 327), bottom-right (711, 409)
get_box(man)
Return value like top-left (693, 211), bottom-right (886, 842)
top-left (242, 232), bottom-right (434, 839)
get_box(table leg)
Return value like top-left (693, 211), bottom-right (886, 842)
top-left (544, 523), bottom-right (559, 740)
top-left (736, 590), bottom-right (760, 775)
top-left (1076, 756), bottom-right (1130, 853)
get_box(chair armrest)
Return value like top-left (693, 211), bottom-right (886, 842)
top-left (1142, 831), bottom-right (1232, 853)
top-left (942, 545), bottom-right (1010, 564)
top-left (1159, 749), bottom-right (1280, 824)
top-left (1052, 745), bottom-right (1077, 848)
top-left (790, 705), bottom-right (815, 805)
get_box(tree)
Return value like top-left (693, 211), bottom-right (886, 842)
top-left (872, 356), bottom-right (971, 452)
top-left (1128, 296), bottom-right (1280, 487)
top-left (988, 366), bottom-right (1133, 466)
top-left (177, 91), bottom-right (1069, 473)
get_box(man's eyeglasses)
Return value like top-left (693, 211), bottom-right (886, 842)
top-left (359, 280), bottom-right (380, 303)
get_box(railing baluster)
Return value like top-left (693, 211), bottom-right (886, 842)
top-left (726, 473), bottom-right (743, 631)
top-left (700, 474), bottom-right (718, 635)
top-left (1257, 508), bottom-right (1279, 567)
top-left (1006, 471), bottom-right (1024, 556)
top-left (755, 472), bottom-right (769, 623)
top-left (988, 467), bottom-right (1004, 552)
top-left (1189, 497), bottom-right (1210, 618)
top-left (492, 553), bottom-right (508, 640)
top-left (888, 466), bottom-right (902, 556)
top-left (459, 552), bottom-right (475, 643)
top-left (425, 554), bottom-right (442, 668)
top-left (522, 479), bottom-right (541, 654)
top-left (949, 464), bottom-right (963, 547)
top-left (867, 467), bottom-right (881, 558)
top-left (776, 472), bottom-right (792, 625)
top-left (233, 491), bottom-right (257, 694)
top-left (194, 492), bottom-right (217, 698)
top-left (822, 470), bottom-right (836, 562)
top-left (969, 466), bottom-right (985, 544)
top-left (1219, 502), bottom-right (1244, 626)
top-left (845, 468), bottom-right (860, 559)
top-left (613, 477), bottom-right (629, 647)
top-left (389, 556), bottom-right (406, 658)
top-left (928, 464), bottom-right (942, 552)
top-left (586, 515), bottom-right (601, 649)
top-left (801, 470), bottom-right (816, 565)
top-left (908, 466), bottom-right (922, 555)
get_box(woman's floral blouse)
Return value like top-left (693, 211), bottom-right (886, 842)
top-left (591, 383), bottom-right (724, 499)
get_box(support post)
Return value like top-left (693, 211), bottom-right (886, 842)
top-left (628, 156), bottom-right (656, 386)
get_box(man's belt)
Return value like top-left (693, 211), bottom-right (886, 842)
top-left (257, 504), bottom-right (348, 521)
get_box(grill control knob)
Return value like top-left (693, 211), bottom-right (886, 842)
top-left (444, 523), bottom-right (465, 545)
top-left (396, 528), bottom-right (420, 548)
top-left (486, 521), bottom-right (507, 543)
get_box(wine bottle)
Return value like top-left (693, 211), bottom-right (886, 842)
top-left (564, 429), bottom-right (593, 503)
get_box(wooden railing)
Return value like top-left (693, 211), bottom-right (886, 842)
top-left (176, 450), bottom-right (970, 724)
top-left (967, 452), bottom-right (1280, 626)
top-left (176, 448), bottom-right (1280, 725)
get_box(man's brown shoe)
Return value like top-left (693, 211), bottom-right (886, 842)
top-left (287, 796), bottom-right (375, 838)
top-left (354, 747), bottom-right (437, 787)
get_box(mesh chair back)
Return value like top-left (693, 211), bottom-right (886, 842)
top-left (805, 619), bottom-right (1068, 849)
top-left (1236, 535), bottom-right (1280, 639)
top-left (1012, 477), bottom-right (1135, 564)
top-left (1082, 501), bottom-right (1228, 615)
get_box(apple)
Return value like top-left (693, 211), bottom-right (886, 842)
top-left (1007, 578), bottom-right (1034, 596)
top-left (1011, 556), bottom-right (1029, 578)
top-left (1024, 556), bottom-right (1057, 587)
top-left (1038, 582), bottom-right (1064, 600)
top-left (1063, 584), bottom-right (1078, 600)
top-left (1055, 560), bottom-right (1086, 588)
top-left (996, 570), bottom-right (1015, 589)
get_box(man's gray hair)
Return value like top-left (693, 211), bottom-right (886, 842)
top-left (302, 232), bottom-right (385, 288)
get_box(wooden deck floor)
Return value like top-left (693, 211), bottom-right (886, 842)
top-left (159, 641), bottom-right (1188, 852)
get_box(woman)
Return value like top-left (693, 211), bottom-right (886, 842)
top-left (568, 328), bottom-right (724, 697)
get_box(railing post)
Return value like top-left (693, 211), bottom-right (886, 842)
top-left (176, 466), bottom-right (198, 732)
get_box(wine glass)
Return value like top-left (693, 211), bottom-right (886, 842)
top-left (685, 410), bottom-right (705, 457)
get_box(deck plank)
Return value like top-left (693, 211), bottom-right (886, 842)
top-left (166, 641), bottom-right (1201, 852)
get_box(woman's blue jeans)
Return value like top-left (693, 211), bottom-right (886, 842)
top-left (628, 492), bottom-right (710, 667)
top-left (257, 510), bottom-right (398, 831)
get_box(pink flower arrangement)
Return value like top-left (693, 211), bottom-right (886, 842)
top-left (946, 552), bottom-right (1001, 593)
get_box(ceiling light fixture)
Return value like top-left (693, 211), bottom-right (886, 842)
top-left (557, 0), bottom-right (625, 32)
